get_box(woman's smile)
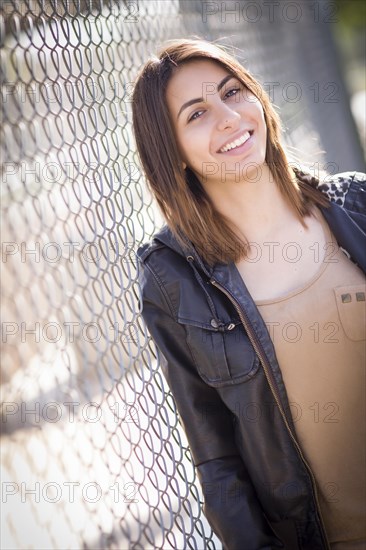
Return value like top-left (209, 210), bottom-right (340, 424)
top-left (217, 129), bottom-right (254, 154)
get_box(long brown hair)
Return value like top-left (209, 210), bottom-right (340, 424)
top-left (132, 38), bottom-right (329, 266)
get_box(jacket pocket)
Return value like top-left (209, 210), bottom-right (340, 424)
top-left (177, 315), bottom-right (260, 387)
top-left (334, 284), bottom-right (366, 341)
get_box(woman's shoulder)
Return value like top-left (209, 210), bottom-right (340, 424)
top-left (136, 227), bottom-right (203, 319)
top-left (136, 226), bottom-right (194, 297)
top-left (136, 225), bottom-right (186, 266)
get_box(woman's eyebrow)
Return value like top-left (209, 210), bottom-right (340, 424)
top-left (177, 74), bottom-right (235, 119)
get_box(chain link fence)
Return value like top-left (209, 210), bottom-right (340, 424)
top-left (1, 1), bottom-right (364, 548)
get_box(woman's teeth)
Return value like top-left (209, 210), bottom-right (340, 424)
top-left (220, 130), bottom-right (251, 153)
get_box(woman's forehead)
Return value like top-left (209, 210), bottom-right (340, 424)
top-left (170, 58), bottom-right (231, 83)
top-left (166, 59), bottom-right (235, 104)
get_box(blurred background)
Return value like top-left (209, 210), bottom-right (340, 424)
top-left (1, 1), bottom-right (365, 549)
top-left (332, 0), bottom-right (365, 159)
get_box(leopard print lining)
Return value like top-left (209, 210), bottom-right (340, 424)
top-left (317, 176), bottom-right (351, 207)
top-left (292, 167), bottom-right (355, 207)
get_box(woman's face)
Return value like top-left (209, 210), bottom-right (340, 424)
top-left (166, 59), bottom-right (267, 187)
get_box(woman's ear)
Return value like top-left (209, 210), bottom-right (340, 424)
top-left (182, 162), bottom-right (187, 170)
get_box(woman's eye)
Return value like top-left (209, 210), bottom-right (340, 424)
top-left (224, 87), bottom-right (240, 99)
top-left (188, 110), bottom-right (204, 123)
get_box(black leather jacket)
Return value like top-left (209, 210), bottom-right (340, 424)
top-left (136, 172), bottom-right (366, 550)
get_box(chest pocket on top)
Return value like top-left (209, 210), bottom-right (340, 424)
top-left (334, 284), bottom-right (366, 341)
top-left (177, 315), bottom-right (260, 387)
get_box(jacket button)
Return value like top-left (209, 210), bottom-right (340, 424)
top-left (227, 323), bottom-right (235, 330)
top-left (210, 318), bottom-right (219, 328)
top-left (186, 255), bottom-right (194, 261)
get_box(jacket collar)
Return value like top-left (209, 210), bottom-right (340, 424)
top-left (153, 225), bottom-right (216, 278)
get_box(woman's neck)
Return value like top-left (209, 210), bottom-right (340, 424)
top-left (204, 164), bottom-right (298, 242)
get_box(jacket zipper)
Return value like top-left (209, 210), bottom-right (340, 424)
top-left (210, 277), bottom-right (330, 550)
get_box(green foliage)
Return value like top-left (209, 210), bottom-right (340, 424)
top-left (335, 0), bottom-right (366, 30)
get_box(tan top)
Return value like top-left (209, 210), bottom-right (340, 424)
top-left (255, 208), bottom-right (366, 548)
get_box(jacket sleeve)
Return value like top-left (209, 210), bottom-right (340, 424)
top-left (138, 258), bottom-right (284, 550)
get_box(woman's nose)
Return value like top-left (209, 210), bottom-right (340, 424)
top-left (216, 103), bottom-right (241, 131)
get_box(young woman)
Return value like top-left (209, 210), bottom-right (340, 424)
top-left (132, 39), bottom-right (366, 550)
